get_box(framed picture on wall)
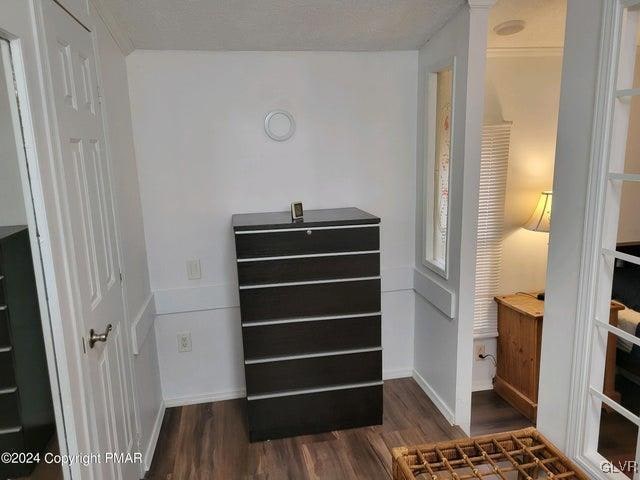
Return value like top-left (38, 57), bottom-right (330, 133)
top-left (422, 57), bottom-right (455, 279)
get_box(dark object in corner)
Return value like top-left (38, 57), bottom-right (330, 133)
top-left (612, 244), bottom-right (640, 311)
top-left (536, 292), bottom-right (545, 301)
top-left (0, 226), bottom-right (55, 478)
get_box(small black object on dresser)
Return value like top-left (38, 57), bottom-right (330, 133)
top-left (0, 226), bottom-right (55, 478)
top-left (232, 207), bottom-right (383, 442)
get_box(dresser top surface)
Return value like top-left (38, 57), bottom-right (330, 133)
top-left (0, 225), bottom-right (27, 241)
top-left (494, 293), bottom-right (544, 318)
top-left (232, 207), bottom-right (379, 231)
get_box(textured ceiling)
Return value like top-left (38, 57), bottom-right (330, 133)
top-left (487, 0), bottom-right (567, 49)
top-left (100, 0), bottom-right (465, 51)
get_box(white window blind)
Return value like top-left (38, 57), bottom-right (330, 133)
top-left (473, 124), bottom-right (511, 338)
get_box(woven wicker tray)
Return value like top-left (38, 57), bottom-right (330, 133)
top-left (391, 427), bottom-right (588, 479)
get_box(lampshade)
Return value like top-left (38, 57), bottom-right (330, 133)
top-left (523, 191), bottom-right (552, 232)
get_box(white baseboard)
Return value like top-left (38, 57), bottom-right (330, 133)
top-left (472, 380), bottom-right (494, 392)
top-left (412, 369), bottom-right (455, 425)
top-left (163, 372), bottom-right (412, 408)
top-left (144, 403), bottom-right (166, 472)
top-left (383, 368), bottom-right (413, 380)
top-left (163, 388), bottom-right (246, 408)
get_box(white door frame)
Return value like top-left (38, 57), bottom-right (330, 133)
top-left (0, 1), bottom-right (142, 478)
top-left (0, 2), bottom-right (83, 478)
top-left (566, 0), bottom-right (640, 478)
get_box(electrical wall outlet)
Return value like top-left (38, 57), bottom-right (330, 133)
top-left (186, 259), bottom-right (201, 280)
top-left (177, 332), bottom-right (192, 353)
top-left (475, 343), bottom-right (486, 361)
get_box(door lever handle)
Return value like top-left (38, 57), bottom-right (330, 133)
top-left (89, 324), bottom-right (113, 348)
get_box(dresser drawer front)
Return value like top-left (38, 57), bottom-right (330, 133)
top-left (246, 350), bottom-right (381, 395)
top-left (243, 315), bottom-right (381, 359)
top-left (248, 384), bottom-right (382, 442)
top-left (235, 226), bottom-right (379, 259)
top-left (239, 279), bottom-right (380, 322)
top-left (0, 351), bottom-right (15, 390)
top-left (0, 390), bottom-right (19, 430)
top-left (0, 429), bottom-right (22, 453)
top-left (237, 253), bottom-right (379, 286)
top-left (0, 276), bottom-right (5, 307)
top-left (0, 310), bottom-right (10, 348)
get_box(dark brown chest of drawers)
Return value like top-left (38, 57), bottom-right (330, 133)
top-left (0, 226), bottom-right (54, 478)
top-left (232, 207), bottom-right (383, 442)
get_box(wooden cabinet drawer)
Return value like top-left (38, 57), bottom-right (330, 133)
top-left (0, 350), bottom-right (15, 390)
top-left (0, 390), bottom-right (20, 430)
top-left (243, 315), bottom-right (381, 359)
top-left (234, 226), bottom-right (379, 259)
top-left (239, 279), bottom-right (380, 322)
top-left (247, 384), bottom-right (383, 442)
top-left (237, 253), bottom-right (379, 286)
top-left (245, 350), bottom-right (381, 395)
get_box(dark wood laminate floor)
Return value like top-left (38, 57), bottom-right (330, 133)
top-left (146, 379), bottom-right (533, 480)
top-left (470, 389), bottom-right (533, 436)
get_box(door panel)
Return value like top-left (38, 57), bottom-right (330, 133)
top-left (43, 2), bottom-right (136, 478)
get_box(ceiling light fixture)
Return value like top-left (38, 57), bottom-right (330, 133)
top-left (493, 20), bottom-right (526, 36)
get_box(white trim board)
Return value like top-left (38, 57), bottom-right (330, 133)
top-left (472, 380), bottom-right (495, 392)
top-left (413, 268), bottom-right (456, 318)
top-left (162, 368), bottom-right (413, 408)
top-left (412, 369), bottom-right (456, 425)
top-left (163, 388), bottom-right (247, 408)
top-left (130, 294), bottom-right (155, 355)
top-left (486, 47), bottom-right (563, 58)
top-left (143, 403), bottom-right (165, 472)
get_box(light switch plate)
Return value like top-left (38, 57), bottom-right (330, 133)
top-left (177, 332), bottom-right (192, 353)
top-left (186, 259), bottom-right (201, 280)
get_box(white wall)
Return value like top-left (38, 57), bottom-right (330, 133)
top-left (619, 51), bottom-right (640, 243)
top-left (413, 2), bottom-right (492, 431)
top-left (472, 54), bottom-right (563, 391)
top-left (126, 50), bottom-right (419, 404)
top-left (537, 0), bottom-right (603, 450)
top-left (93, 11), bottom-right (162, 472)
top-left (0, 56), bottom-right (27, 226)
top-left (485, 55), bottom-right (563, 294)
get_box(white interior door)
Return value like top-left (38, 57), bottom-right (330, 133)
top-left (42, 2), bottom-right (137, 478)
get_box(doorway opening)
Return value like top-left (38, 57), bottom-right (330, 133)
top-left (469, 0), bottom-right (566, 436)
top-left (0, 37), bottom-right (65, 480)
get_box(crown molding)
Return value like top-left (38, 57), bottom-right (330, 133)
top-left (487, 46), bottom-right (564, 58)
top-left (90, 0), bottom-right (134, 55)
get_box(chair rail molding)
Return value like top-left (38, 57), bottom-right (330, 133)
top-left (154, 266), bottom-right (414, 316)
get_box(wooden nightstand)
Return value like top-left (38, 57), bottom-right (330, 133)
top-left (493, 293), bottom-right (624, 422)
